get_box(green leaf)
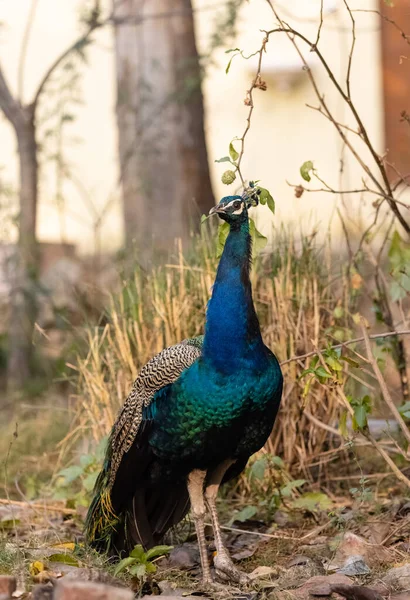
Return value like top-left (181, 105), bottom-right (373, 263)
top-left (258, 188), bottom-right (275, 214)
top-left (48, 553), bottom-right (79, 566)
top-left (249, 218), bottom-right (268, 255)
top-left (145, 545), bottom-right (173, 561)
top-left (232, 505), bottom-right (257, 523)
top-left (325, 355), bottom-right (343, 371)
top-left (271, 456), bottom-right (284, 468)
top-left (293, 492), bottom-right (332, 511)
top-left (225, 48), bottom-right (241, 54)
top-left (300, 160), bottom-right (314, 182)
top-left (216, 222), bottom-right (230, 258)
top-left (128, 563), bottom-right (148, 578)
top-left (215, 156), bottom-right (231, 163)
top-left (339, 411), bottom-right (348, 437)
top-left (353, 405), bottom-right (367, 429)
top-left (340, 355), bottom-right (360, 368)
top-left (229, 142), bottom-right (239, 162)
top-left (114, 556), bottom-right (136, 576)
top-left (399, 401), bottom-right (410, 419)
top-left (201, 214), bottom-right (209, 224)
top-left (83, 471), bottom-right (98, 492)
top-left (145, 561), bottom-right (157, 574)
top-left (129, 544), bottom-right (145, 560)
top-left (281, 479), bottom-right (306, 497)
top-left (57, 465), bottom-right (83, 484)
top-left (249, 457), bottom-right (267, 481)
top-left (315, 366), bottom-right (332, 378)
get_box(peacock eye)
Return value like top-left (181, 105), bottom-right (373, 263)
top-left (233, 201), bottom-right (241, 210)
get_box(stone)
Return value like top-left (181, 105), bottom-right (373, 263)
top-left (383, 564), bottom-right (410, 591)
top-left (330, 583), bottom-right (384, 600)
top-left (280, 574), bottom-right (353, 600)
top-left (168, 544), bottom-right (200, 569)
top-left (0, 576), bottom-right (16, 596)
top-left (336, 556), bottom-right (371, 576)
top-left (328, 533), bottom-right (391, 569)
top-left (53, 580), bottom-right (134, 600)
top-left (31, 583), bottom-right (54, 600)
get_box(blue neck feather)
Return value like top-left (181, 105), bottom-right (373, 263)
top-left (203, 216), bottom-right (265, 372)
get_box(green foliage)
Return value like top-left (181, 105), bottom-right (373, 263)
top-left (388, 231), bottom-right (410, 301)
top-left (221, 170), bottom-right (236, 185)
top-left (398, 401), bottom-right (410, 419)
top-left (292, 492), bottom-right (332, 512)
top-left (52, 436), bottom-right (107, 507)
top-left (347, 394), bottom-right (372, 431)
top-left (230, 453), bottom-right (307, 522)
top-left (114, 544), bottom-right (172, 579)
top-left (300, 160), bottom-right (314, 182)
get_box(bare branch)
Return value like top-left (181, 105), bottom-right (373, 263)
top-left (342, 0), bottom-right (356, 99)
top-left (0, 64), bottom-right (23, 127)
top-left (17, 0), bottom-right (39, 102)
top-left (360, 318), bottom-right (410, 449)
top-left (32, 5), bottom-right (107, 109)
top-left (263, 3), bottom-right (410, 236)
top-left (280, 328), bottom-right (410, 366)
top-left (313, 0), bottom-right (324, 49)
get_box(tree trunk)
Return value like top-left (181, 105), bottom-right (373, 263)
top-left (7, 106), bottom-right (38, 388)
top-left (113, 0), bottom-right (214, 257)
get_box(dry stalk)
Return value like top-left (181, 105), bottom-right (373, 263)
top-left (360, 318), bottom-right (410, 450)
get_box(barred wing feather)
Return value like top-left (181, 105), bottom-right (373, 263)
top-left (108, 336), bottom-right (203, 487)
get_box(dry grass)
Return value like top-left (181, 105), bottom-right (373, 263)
top-left (70, 227), bottom-right (355, 472)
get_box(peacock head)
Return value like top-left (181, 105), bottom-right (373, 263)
top-left (209, 190), bottom-right (260, 223)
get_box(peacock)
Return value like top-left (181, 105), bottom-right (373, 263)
top-left (85, 192), bottom-right (283, 584)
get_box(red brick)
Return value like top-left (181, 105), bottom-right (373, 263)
top-left (0, 576), bottom-right (16, 597)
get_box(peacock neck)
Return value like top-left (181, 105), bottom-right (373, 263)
top-left (203, 217), bottom-right (265, 372)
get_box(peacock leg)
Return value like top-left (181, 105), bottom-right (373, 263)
top-left (187, 469), bottom-right (211, 583)
top-left (205, 460), bottom-right (249, 585)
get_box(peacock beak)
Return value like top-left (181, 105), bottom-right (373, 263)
top-left (209, 205), bottom-right (224, 216)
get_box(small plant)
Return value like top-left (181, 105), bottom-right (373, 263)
top-left (52, 437), bottom-right (107, 507)
top-left (114, 544), bottom-right (173, 579)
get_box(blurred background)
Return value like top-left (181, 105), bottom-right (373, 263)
top-left (1, 0), bottom-right (410, 513)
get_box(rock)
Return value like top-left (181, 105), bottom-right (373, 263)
top-left (0, 576), bottom-right (16, 596)
top-left (53, 580), bottom-right (134, 600)
top-left (328, 533), bottom-right (391, 569)
top-left (330, 583), bottom-right (384, 600)
top-left (336, 556), bottom-right (371, 576)
top-left (168, 544), bottom-right (200, 569)
top-left (278, 574), bottom-right (353, 600)
top-left (31, 583), bottom-right (54, 599)
top-left (63, 568), bottom-right (125, 587)
top-left (382, 564), bottom-right (410, 591)
top-left (158, 580), bottom-right (194, 597)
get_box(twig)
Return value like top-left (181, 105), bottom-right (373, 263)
top-left (343, 0), bottom-right (356, 99)
top-left (0, 497), bottom-right (75, 515)
top-left (263, 3), bottom-right (410, 236)
top-left (280, 329), bottom-right (410, 366)
top-left (236, 33), bottom-right (270, 185)
top-left (360, 318), bottom-right (410, 449)
top-left (313, 0), bottom-right (324, 49)
top-left (363, 432), bottom-right (410, 490)
top-left (17, 0), bottom-right (39, 102)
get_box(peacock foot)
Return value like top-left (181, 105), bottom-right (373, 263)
top-left (213, 552), bottom-right (250, 586)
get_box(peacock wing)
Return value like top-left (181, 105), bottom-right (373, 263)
top-left (108, 336), bottom-right (203, 487)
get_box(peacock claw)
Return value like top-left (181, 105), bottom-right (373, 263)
top-left (213, 552), bottom-right (250, 586)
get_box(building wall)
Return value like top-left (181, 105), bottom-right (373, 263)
top-left (0, 0), bottom-right (383, 252)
